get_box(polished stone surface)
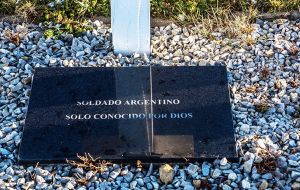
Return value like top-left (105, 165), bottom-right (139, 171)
top-left (151, 67), bottom-right (236, 160)
top-left (18, 66), bottom-right (236, 164)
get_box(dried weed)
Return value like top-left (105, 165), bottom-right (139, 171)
top-left (66, 153), bottom-right (111, 173)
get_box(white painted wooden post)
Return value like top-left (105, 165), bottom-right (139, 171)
top-left (111, 0), bottom-right (150, 55)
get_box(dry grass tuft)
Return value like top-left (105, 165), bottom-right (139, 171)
top-left (0, 0), bottom-right (17, 16)
top-left (239, 136), bottom-right (281, 174)
top-left (255, 102), bottom-right (270, 113)
top-left (288, 43), bottom-right (299, 56)
top-left (193, 6), bottom-right (257, 39)
top-left (269, 0), bottom-right (286, 11)
top-left (245, 86), bottom-right (257, 93)
top-left (15, 1), bottom-right (38, 22)
top-left (255, 149), bottom-right (278, 174)
top-left (67, 153), bottom-right (114, 185)
top-left (289, 80), bottom-right (299, 88)
top-left (4, 30), bottom-right (20, 45)
top-left (260, 67), bottom-right (270, 79)
top-left (4, 25), bottom-right (28, 46)
top-left (66, 153), bottom-right (112, 173)
top-left (243, 35), bottom-right (256, 46)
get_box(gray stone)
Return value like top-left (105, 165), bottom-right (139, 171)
top-left (241, 179), bottom-right (251, 189)
top-left (220, 158), bottom-right (228, 166)
top-left (223, 184), bottom-right (232, 190)
top-left (124, 172), bottom-right (134, 182)
top-left (186, 164), bottom-right (199, 176)
top-left (228, 172), bottom-right (237, 181)
top-left (212, 169), bottom-right (222, 178)
top-left (110, 168), bottom-right (121, 179)
top-left (202, 162), bottom-right (210, 176)
top-left (136, 178), bottom-right (144, 186)
top-left (243, 159), bottom-right (253, 173)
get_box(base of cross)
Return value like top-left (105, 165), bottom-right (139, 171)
top-left (111, 0), bottom-right (150, 55)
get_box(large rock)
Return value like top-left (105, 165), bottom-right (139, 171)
top-left (159, 164), bottom-right (174, 184)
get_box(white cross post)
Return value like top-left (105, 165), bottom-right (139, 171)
top-left (111, 0), bottom-right (150, 55)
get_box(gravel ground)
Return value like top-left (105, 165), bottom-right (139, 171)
top-left (0, 19), bottom-right (300, 190)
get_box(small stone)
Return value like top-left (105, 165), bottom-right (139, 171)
top-left (184, 56), bottom-right (191, 62)
top-left (186, 164), bottom-right (199, 176)
top-left (65, 181), bottom-right (74, 189)
top-left (63, 60), bottom-right (69, 66)
top-left (251, 75), bottom-right (259, 83)
top-left (289, 160), bottom-right (299, 167)
top-left (212, 168), bottom-right (222, 178)
top-left (84, 48), bottom-right (91, 55)
top-left (76, 51), bottom-right (85, 57)
top-left (220, 157), bottom-right (228, 166)
top-left (1, 57), bottom-right (9, 64)
top-left (130, 181), bottom-right (137, 189)
top-left (35, 175), bottom-right (45, 184)
top-left (0, 49), bottom-right (10, 54)
top-left (147, 163), bottom-right (153, 176)
top-left (183, 184), bottom-right (194, 190)
top-left (150, 176), bottom-right (157, 182)
top-left (23, 181), bottom-right (34, 189)
top-left (265, 49), bottom-right (274, 57)
top-left (228, 172), bottom-right (237, 181)
top-left (223, 184), bottom-right (233, 190)
top-left (159, 164), bottom-right (174, 184)
top-left (72, 168), bottom-right (84, 175)
top-left (11, 82), bottom-right (23, 92)
top-left (173, 35), bottom-right (180, 42)
top-left (291, 171), bottom-right (300, 178)
top-left (257, 139), bottom-right (266, 149)
top-left (292, 182), bottom-right (300, 190)
top-left (94, 20), bottom-right (101, 27)
top-left (144, 176), bottom-right (151, 183)
top-left (259, 180), bottom-right (268, 190)
top-left (277, 156), bottom-right (287, 168)
top-left (287, 106), bottom-right (296, 115)
top-left (110, 168), bottom-right (121, 179)
top-left (254, 156), bottom-right (263, 163)
top-left (120, 168), bottom-right (128, 176)
top-left (21, 77), bottom-right (32, 85)
top-left (202, 162), bottom-right (210, 176)
top-left (124, 172), bottom-right (134, 182)
top-left (262, 173), bottom-right (273, 180)
top-left (25, 64), bottom-right (33, 73)
top-left (151, 181), bottom-right (159, 189)
top-left (136, 178), bottom-right (144, 186)
top-left (0, 131), bottom-right (18, 143)
top-left (146, 182), bottom-right (153, 189)
top-left (6, 167), bottom-right (14, 175)
top-left (49, 58), bottom-right (57, 65)
top-left (241, 179), bottom-right (251, 189)
top-left (0, 148), bottom-right (10, 156)
top-left (290, 93), bottom-right (298, 103)
top-left (240, 124), bottom-right (250, 133)
top-left (17, 178), bottom-right (25, 186)
top-left (243, 159), bottom-right (253, 173)
top-left (192, 179), bottom-right (201, 188)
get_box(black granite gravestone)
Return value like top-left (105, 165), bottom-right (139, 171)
top-left (18, 66), bottom-right (237, 164)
